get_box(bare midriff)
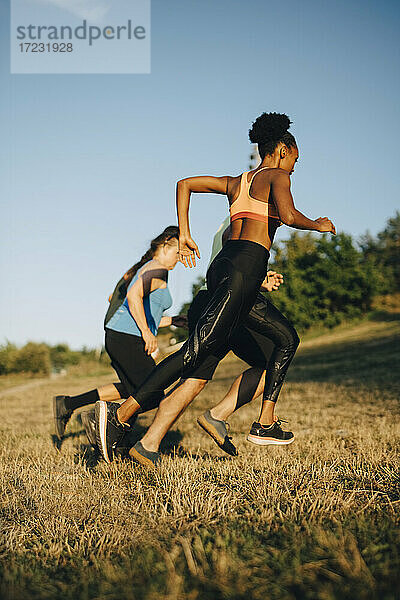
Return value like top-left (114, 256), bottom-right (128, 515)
top-left (230, 218), bottom-right (279, 251)
top-left (229, 170), bottom-right (280, 251)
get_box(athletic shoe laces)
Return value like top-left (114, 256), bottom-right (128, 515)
top-left (224, 421), bottom-right (233, 440)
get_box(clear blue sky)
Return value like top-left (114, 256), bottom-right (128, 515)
top-left (1, 0), bottom-right (399, 349)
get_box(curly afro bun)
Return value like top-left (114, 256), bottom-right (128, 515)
top-left (249, 112), bottom-right (292, 144)
top-left (248, 112), bottom-right (296, 158)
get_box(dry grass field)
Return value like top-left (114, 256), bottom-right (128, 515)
top-left (0, 316), bottom-right (399, 600)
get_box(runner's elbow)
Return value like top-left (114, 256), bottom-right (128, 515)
top-left (177, 179), bottom-right (189, 190)
top-left (279, 211), bottom-right (295, 225)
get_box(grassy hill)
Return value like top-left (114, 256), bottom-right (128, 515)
top-left (0, 317), bottom-right (399, 600)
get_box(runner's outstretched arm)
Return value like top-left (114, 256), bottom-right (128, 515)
top-left (272, 172), bottom-right (336, 234)
top-left (176, 175), bottom-right (230, 267)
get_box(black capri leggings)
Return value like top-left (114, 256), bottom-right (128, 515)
top-left (134, 240), bottom-right (274, 411)
top-left (244, 293), bottom-right (300, 403)
top-left (188, 289), bottom-right (299, 409)
top-left (104, 328), bottom-right (163, 410)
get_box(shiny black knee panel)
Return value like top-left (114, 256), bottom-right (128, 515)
top-left (245, 295), bottom-right (300, 404)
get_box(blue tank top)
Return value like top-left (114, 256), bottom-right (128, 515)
top-left (106, 269), bottom-right (172, 337)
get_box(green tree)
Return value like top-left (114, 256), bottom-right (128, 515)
top-left (360, 211), bottom-right (400, 292)
top-left (270, 232), bottom-right (376, 330)
top-left (0, 342), bottom-right (18, 375)
top-left (13, 342), bottom-right (51, 375)
top-left (49, 344), bottom-right (80, 370)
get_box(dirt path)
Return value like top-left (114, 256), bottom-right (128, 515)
top-left (0, 377), bottom-right (51, 398)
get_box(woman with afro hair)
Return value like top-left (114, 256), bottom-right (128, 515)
top-left (95, 112), bottom-right (336, 466)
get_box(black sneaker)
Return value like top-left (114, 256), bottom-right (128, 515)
top-left (95, 401), bottom-right (130, 463)
top-left (197, 410), bottom-right (238, 456)
top-left (129, 441), bottom-right (160, 469)
top-left (53, 395), bottom-right (73, 440)
top-left (84, 408), bottom-right (133, 450)
top-left (247, 419), bottom-right (295, 446)
top-left (81, 409), bottom-right (97, 447)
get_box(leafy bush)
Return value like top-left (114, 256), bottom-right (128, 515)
top-left (0, 341), bottom-right (107, 376)
top-left (49, 344), bottom-right (80, 369)
top-left (270, 232), bottom-right (379, 330)
top-left (0, 342), bottom-right (18, 375)
top-left (12, 342), bottom-right (51, 375)
top-left (360, 211), bottom-right (400, 293)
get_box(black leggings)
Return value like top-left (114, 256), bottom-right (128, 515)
top-left (244, 294), bottom-right (300, 403)
top-left (104, 328), bottom-right (163, 410)
top-left (188, 290), bottom-right (299, 409)
top-left (134, 240), bottom-right (270, 411)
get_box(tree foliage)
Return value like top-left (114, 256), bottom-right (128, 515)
top-left (359, 211), bottom-right (400, 293)
top-left (49, 344), bottom-right (80, 369)
top-left (0, 342), bottom-right (104, 376)
top-left (12, 342), bottom-right (51, 375)
top-left (270, 232), bottom-right (378, 329)
top-left (179, 213), bottom-right (399, 334)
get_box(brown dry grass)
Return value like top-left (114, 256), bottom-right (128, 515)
top-left (0, 318), bottom-right (399, 600)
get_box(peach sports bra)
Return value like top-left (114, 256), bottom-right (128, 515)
top-left (229, 166), bottom-right (281, 225)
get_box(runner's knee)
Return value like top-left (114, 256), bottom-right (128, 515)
top-left (290, 326), bottom-right (300, 352)
top-left (275, 322), bottom-right (300, 356)
top-left (185, 378), bottom-right (208, 394)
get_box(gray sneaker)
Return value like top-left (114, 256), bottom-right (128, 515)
top-left (197, 410), bottom-right (238, 456)
top-left (53, 395), bottom-right (73, 440)
top-left (129, 441), bottom-right (160, 469)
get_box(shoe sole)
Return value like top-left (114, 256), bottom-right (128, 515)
top-left (197, 414), bottom-right (225, 445)
top-left (129, 446), bottom-right (157, 469)
top-left (247, 434), bottom-right (295, 446)
top-left (95, 401), bottom-right (111, 463)
top-left (53, 396), bottom-right (65, 440)
top-left (197, 415), bottom-right (238, 456)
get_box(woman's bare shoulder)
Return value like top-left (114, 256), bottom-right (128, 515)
top-left (226, 172), bottom-right (244, 197)
top-left (138, 260), bottom-right (167, 278)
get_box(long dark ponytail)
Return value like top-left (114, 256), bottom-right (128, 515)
top-left (124, 225), bottom-right (180, 284)
top-left (104, 225), bottom-right (179, 328)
